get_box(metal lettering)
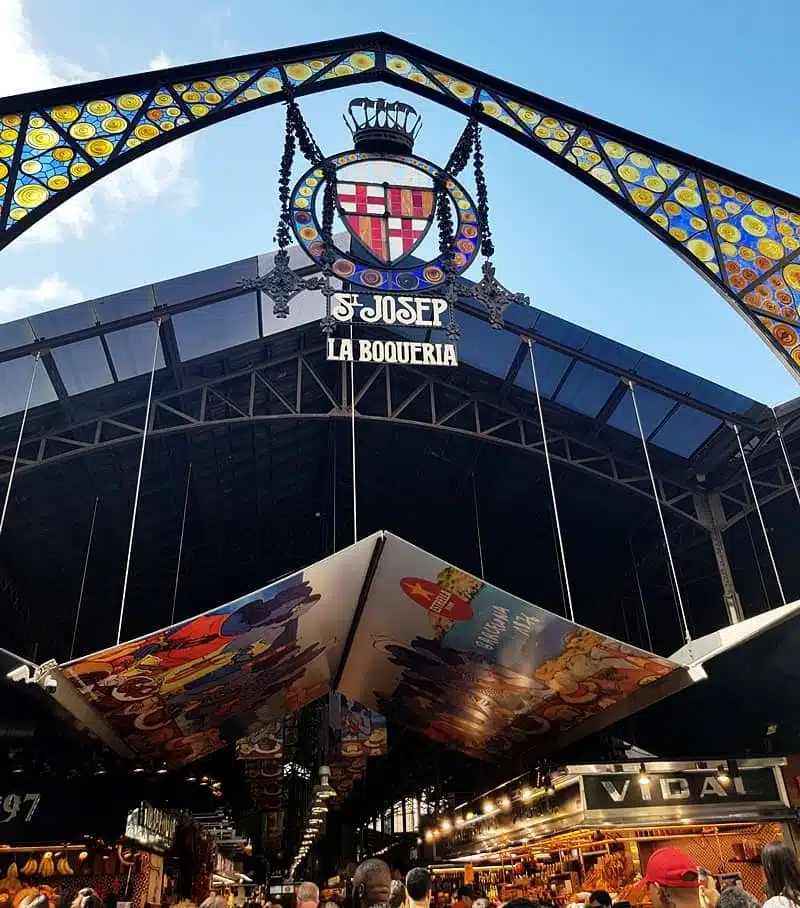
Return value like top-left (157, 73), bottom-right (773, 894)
top-left (600, 780), bottom-right (630, 802)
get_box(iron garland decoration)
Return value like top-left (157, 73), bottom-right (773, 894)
top-left (244, 96), bottom-right (529, 366)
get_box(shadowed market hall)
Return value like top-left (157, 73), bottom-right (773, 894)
top-left (1, 27), bottom-right (800, 908)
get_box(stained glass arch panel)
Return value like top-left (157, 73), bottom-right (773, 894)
top-left (1, 33), bottom-right (799, 377)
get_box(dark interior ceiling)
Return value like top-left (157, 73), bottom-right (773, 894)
top-left (1, 261), bottom-right (800, 846)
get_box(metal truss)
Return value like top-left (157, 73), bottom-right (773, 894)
top-left (0, 345), bottom-right (703, 526)
top-left (715, 453), bottom-right (800, 530)
top-left (1, 34), bottom-right (799, 375)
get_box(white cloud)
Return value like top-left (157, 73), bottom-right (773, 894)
top-left (0, 275), bottom-right (82, 321)
top-left (3, 1), bottom-right (198, 247)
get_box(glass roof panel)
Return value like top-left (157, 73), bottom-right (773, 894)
top-left (515, 344), bottom-right (573, 398)
top-left (687, 380), bottom-right (757, 416)
top-left (51, 337), bottom-right (114, 395)
top-left (154, 258), bottom-right (258, 307)
top-left (456, 313), bottom-right (520, 378)
top-left (93, 286), bottom-right (156, 325)
top-left (29, 301), bottom-right (95, 339)
top-left (632, 355), bottom-right (701, 397)
top-left (105, 323), bottom-right (166, 381)
top-left (261, 286), bottom-right (326, 337)
top-left (172, 293), bottom-right (259, 362)
top-left (0, 356), bottom-right (57, 416)
top-left (608, 386), bottom-right (676, 438)
top-left (533, 311), bottom-right (591, 351)
top-left (555, 362), bottom-right (619, 417)
top-left (651, 405), bottom-right (722, 458)
top-left (582, 334), bottom-right (643, 371)
top-left (0, 318), bottom-right (36, 353)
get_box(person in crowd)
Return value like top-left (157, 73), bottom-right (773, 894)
top-left (473, 899), bottom-right (489, 908)
top-left (353, 859), bottom-right (393, 908)
top-left (718, 890), bottom-right (761, 908)
top-left (453, 888), bottom-right (473, 908)
top-left (763, 842), bottom-right (800, 908)
top-left (589, 892), bottom-right (612, 908)
top-left (297, 884), bottom-right (320, 908)
top-left (405, 868), bottom-right (431, 908)
top-left (198, 897), bottom-right (226, 908)
top-left (698, 869), bottom-right (720, 908)
top-left (643, 847), bottom-right (703, 908)
top-left (389, 882), bottom-right (406, 908)
top-left (71, 891), bottom-right (105, 908)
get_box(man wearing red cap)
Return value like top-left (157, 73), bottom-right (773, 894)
top-left (643, 848), bottom-right (704, 908)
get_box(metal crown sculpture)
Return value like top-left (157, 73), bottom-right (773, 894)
top-left (343, 98), bottom-right (422, 153)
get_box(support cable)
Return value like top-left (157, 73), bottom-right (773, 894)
top-left (471, 472), bottom-right (485, 579)
top-left (0, 352), bottom-right (39, 540)
top-left (629, 537), bottom-right (653, 652)
top-left (628, 380), bottom-right (691, 643)
top-left (170, 462), bottom-right (192, 625)
top-left (70, 496), bottom-right (99, 660)
top-left (732, 422), bottom-right (786, 606)
top-left (117, 319), bottom-right (161, 645)
top-left (350, 322), bottom-right (358, 545)
top-left (771, 407), bottom-right (800, 511)
top-left (527, 339), bottom-right (574, 622)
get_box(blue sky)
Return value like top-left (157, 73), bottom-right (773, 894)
top-left (3, 0), bottom-right (800, 405)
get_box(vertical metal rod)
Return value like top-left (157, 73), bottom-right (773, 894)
top-left (771, 408), bottom-right (800, 511)
top-left (628, 380), bottom-right (691, 644)
top-left (170, 462), bottom-right (192, 625)
top-left (117, 319), bottom-right (161, 644)
top-left (349, 322), bottom-right (358, 545)
top-left (332, 429), bottom-right (337, 554)
top-left (0, 353), bottom-right (40, 540)
top-left (629, 537), bottom-right (653, 652)
top-left (70, 495), bottom-right (99, 660)
top-left (733, 423), bottom-right (786, 606)
top-left (527, 340), bottom-right (574, 622)
top-left (471, 472), bottom-right (485, 579)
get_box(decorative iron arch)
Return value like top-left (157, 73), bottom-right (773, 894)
top-left (2, 33), bottom-right (800, 376)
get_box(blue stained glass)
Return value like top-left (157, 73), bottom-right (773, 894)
top-left (608, 386), bottom-right (676, 438)
top-left (51, 337), bottom-right (113, 395)
top-left (651, 406), bottom-right (722, 458)
top-left (555, 362), bottom-right (619, 417)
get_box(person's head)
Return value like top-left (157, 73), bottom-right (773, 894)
top-left (763, 842), bottom-right (800, 902)
top-left (406, 869), bottom-right (432, 906)
top-left (589, 892), bottom-right (612, 908)
top-left (389, 881), bottom-right (406, 908)
top-left (473, 899), bottom-right (489, 908)
top-left (717, 890), bottom-right (760, 908)
top-left (71, 891), bottom-right (105, 908)
top-left (297, 883), bottom-right (320, 908)
top-left (354, 859), bottom-right (392, 908)
top-left (458, 889), bottom-right (474, 908)
top-left (199, 897), bottom-right (227, 908)
top-left (643, 848), bottom-right (701, 908)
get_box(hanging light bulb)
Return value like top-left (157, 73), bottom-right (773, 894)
top-left (521, 786), bottom-right (534, 801)
top-left (482, 800), bottom-right (495, 814)
top-left (716, 764), bottom-right (730, 785)
top-left (499, 795), bottom-right (511, 810)
top-left (424, 830), bottom-right (434, 843)
top-left (440, 819), bottom-right (451, 833)
top-left (466, 810), bottom-right (475, 821)
top-left (638, 763), bottom-right (650, 786)
top-left (455, 816), bottom-right (465, 827)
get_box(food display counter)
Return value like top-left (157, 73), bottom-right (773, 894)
top-left (424, 759), bottom-right (795, 905)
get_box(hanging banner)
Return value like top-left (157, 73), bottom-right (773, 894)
top-left (337, 535), bottom-right (688, 759)
top-left (236, 719), bottom-right (284, 760)
top-left (61, 538), bottom-right (377, 767)
top-left (340, 698), bottom-right (388, 757)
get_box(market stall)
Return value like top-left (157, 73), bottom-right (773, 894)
top-left (425, 759), bottom-right (794, 905)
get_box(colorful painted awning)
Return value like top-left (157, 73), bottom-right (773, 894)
top-left (55, 532), bottom-right (696, 766)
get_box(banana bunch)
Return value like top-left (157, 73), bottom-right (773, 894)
top-left (38, 855), bottom-right (54, 879)
top-left (5, 869), bottom-right (17, 883)
top-left (19, 860), bottom-right (37, 877)
top-left (55, 859), bottom-right (73, 877)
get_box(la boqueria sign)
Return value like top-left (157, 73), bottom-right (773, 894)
top-left (326, 293), bottom-right (458, 367)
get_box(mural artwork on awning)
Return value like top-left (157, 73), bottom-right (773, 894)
top-left (337, 536), bottom-right (684, 759)
top-left (56, 533), bottom-right (692, 766)
top-left (60, 539), bottom-right (375, 766)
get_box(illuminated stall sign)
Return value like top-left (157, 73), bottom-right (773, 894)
top-left (125, 802), bottom-right (177, 852)
top-left (326, 293), bottom-right (458, 367)
top-left (583, 767), bottom-right (783, 810)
